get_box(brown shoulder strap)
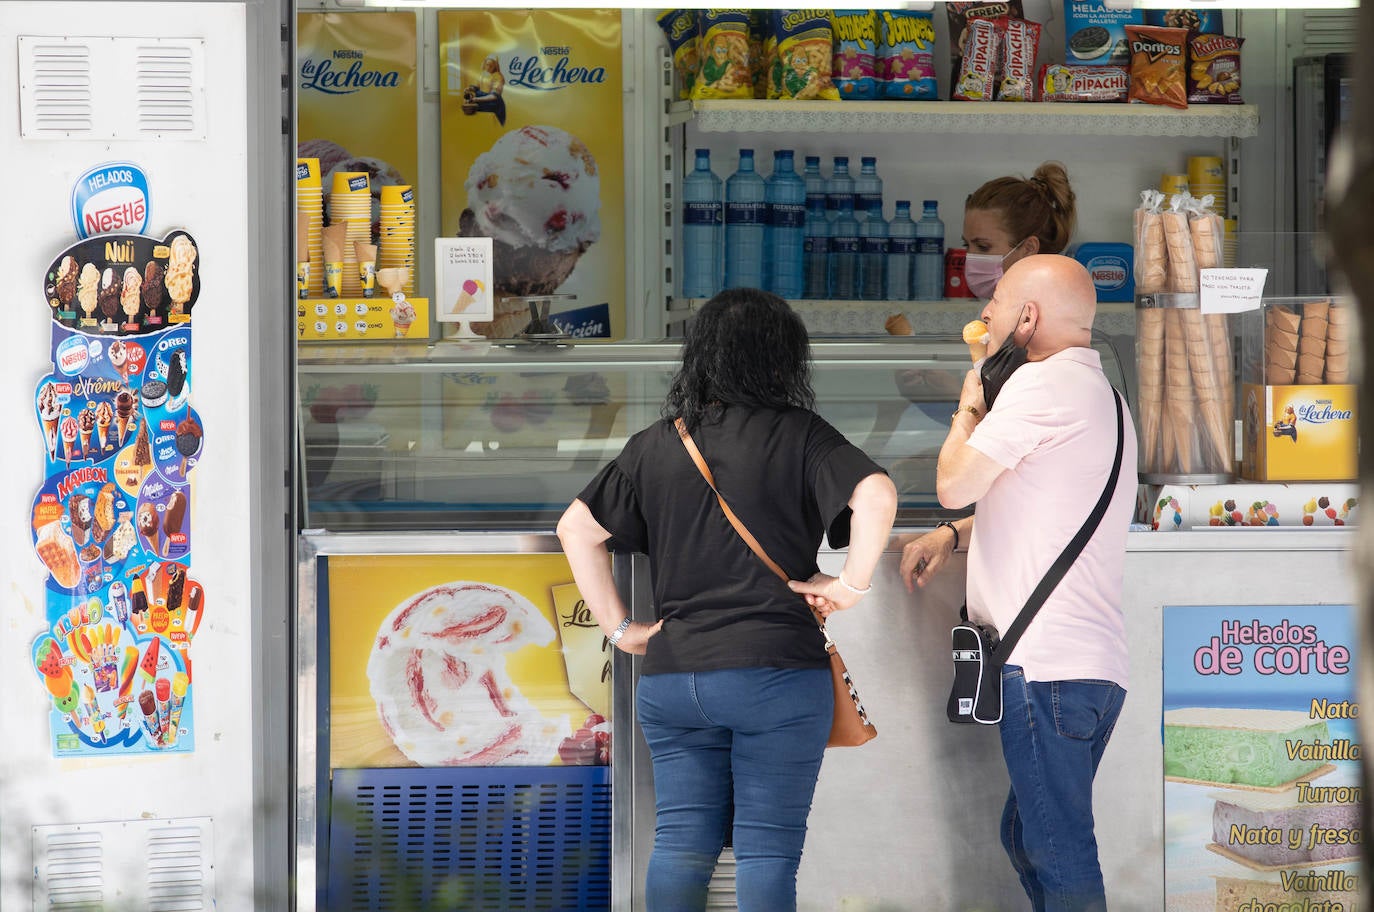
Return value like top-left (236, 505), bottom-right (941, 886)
top-left (675, 417), bottom-right (789, 583)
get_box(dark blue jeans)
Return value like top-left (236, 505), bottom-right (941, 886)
top-left (636, 666), bottom-right (832, 912)
top-left (998, 665), bottom-right (1127, 912)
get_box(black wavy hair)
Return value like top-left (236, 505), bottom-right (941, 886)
top-left (663, 287), bottom-right (815, 432)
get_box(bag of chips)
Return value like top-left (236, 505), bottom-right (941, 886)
top-left (748, 11), bottom-right (769, 99)
top-left (692, 9), bottom-right (752, 100)
top-left (767, 10), bottom-right (841, 101)
top-left (1188, 33), bottom-right (1244, 105)
top-left (952, 16), bottom-right (1002, 102)
top-left (1125, 24), bottom-right (1188, 109)
top-left (996, 17), bottom-right (1041, 101)
top-left (877, 9), bottom-right (938, 100)
top-left (1038, 64), bottom-right (1130, 103)
top-left (946, 1), bottom-right (1023, 90)
top-left (831, 9), bottom-right (879, 100)
top-left (657, 10), bottom-right (699, 101)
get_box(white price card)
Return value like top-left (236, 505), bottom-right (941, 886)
top-left (1200, 268), bottom-right (1268, 314)
top-left (434, 237), bottom-right (494, 324)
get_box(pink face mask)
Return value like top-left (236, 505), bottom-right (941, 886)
top-left (964, 239), bottom-right (1026, 298)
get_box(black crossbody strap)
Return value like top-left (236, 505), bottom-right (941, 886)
top-left (991, 388), bottom-right (1125, 663)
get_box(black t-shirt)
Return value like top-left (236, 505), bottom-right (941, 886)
top-left (577, 406), bottom-right (885, 675)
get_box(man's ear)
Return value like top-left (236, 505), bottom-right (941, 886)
top-left (1018, 301), bottom-right (1040, 341)
top-left (1023, 235), bottom-right (1041, 256)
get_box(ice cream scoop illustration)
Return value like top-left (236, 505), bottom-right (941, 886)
top-left (176, 412), bottom-right (202, 475)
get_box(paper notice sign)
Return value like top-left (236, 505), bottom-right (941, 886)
top-left (551, 582), bottom-right (611, 720)
top-left (1200, 268), bottom-right (1268, 314)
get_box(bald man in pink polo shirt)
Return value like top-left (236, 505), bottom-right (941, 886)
top-left (900, 255), bottom-right (1137, 912)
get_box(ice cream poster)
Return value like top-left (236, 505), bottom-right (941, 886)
top-left (297, 11), bottom-right (418, 246)
top-left (325, 554), bottom-right (612, 769)
top-left (1162, 605), bottom-right (1360, 909)
top-left (29, 231), bottom-right (207, 756)
top-left (438, 9), bottom-right (625, 340)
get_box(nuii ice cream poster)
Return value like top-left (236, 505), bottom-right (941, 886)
top-left (438, 9), bottom-right (624, 340)
top-left (1163, 605), bottom-right (1360, 910)
top-left (30, 230), bottom-right (206, 756)
top-left (324, 554), bottom-right (612, 769)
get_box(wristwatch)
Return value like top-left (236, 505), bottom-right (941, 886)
top-left (608, 617), bottom-right (632, 648)
top-left (936, 520), bottom-right (960, 552)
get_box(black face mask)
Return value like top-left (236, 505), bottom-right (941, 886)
top-left (979, 314), bottom-right (1032, 411)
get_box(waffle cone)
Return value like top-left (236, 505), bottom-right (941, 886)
top-left (1302, 300), bottom-right (1330, 322)
top-left (1265, 364), bottom-right (1297, 385)
top-left (885, 313), bottom-right (913, 336)
top-left (1298, 335), bottom-right (1327, 358)
top-left (1267, 307), bottom-right (1300, 334)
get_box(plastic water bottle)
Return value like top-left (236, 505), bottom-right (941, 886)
top-left (682, 149), bottom-right (722, 299)
top-left (829, 196), bottom-right (860, 300)
top-left (914, 200), bottom-right (945, 300)
top-left (886, 200), bottom-right (916, 301)
top-left (827, 156), bottom-right (854, 221)
top-left (765, 149), bottom-right (806, 299)
top-left (858, 200), bottom-right (888, 301)
top-left (803, 195), bottom-right (830, 299)
top-left (724, 149), bottom-right (766, 290)
top-left (855, 156), bottom-right (883, 217)
top-left (803, 155), bottom-right (827, 214)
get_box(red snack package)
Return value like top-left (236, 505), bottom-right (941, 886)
top-left (1037, 64), bottom-right (1130, 102)
top-left (996, 17), bottom-right (1042, 101)
top-left (952, 17), bottom-right (1002, 102)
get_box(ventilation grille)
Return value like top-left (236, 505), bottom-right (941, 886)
top-left (33, 817), bottom-right (216, 910)
top-left (1301, 10), bottom-right (1358, 55)
top-left (19, 36), bottom-right (207, 140)
top-left (328, 766), bottom-right (612, 912)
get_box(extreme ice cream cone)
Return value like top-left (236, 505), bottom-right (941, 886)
top-left (962, 320), bottom-right (989, 362)
top-left (459, 126), bottom-right (601, 339)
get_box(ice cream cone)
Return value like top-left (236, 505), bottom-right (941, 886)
top-left (78, 429), bottom-right (91, 458)
top-left (884, 313), bottom-right (913, 336)
top-left (393, 322), bottom-right (412, 339)
top-left (42, 416), bottom-right (58, 458)
top-left (962, 320), bottom-right (989, 363)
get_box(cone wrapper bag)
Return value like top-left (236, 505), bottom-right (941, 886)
top-left (296, 211), bottom-right (310, 299)
top-left (321, 224), bottom-right (347, 299)
top-left (354, 242), bottom-right (377, 299)
top-left (1134, 190), bottom-right (1168, 295)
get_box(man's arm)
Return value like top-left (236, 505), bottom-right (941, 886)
top-left (936, 369), bottom-right (1007, 509)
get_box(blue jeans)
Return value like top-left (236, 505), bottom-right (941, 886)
top-left (998, 665), bottom-right (1126, 912)
top-left (636, 666), bottom-right (832, 912)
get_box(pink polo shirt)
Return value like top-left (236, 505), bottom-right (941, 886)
top-left (964, 347), bottom-right (1137, 688)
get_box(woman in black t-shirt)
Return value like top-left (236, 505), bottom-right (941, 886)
top-left (557, 288), bottom-right (896, 912)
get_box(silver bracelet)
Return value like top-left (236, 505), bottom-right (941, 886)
top-left (836, 572), bottom-right (872, 595)
top-left (608, 617), bottom-right (632, 647)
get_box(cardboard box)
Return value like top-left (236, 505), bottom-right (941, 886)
top-left (1240, 382), bottom-right (1357, 482)
top-left (1064, 1), bottom-right (1142, 66)
top-left (1149, 482), bottom-right (1359, 530)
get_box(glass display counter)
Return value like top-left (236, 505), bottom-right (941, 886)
top-left (298, 335), bottom-right (1131, 531)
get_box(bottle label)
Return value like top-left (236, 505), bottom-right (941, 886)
top-left (858, 192), bottom-right (882, 211)
top-left (726, 201), bottom-right (767, 225)
top-left (916, 237), bottom-right (944, 256)
top-left (862, 238), bottom-right (889, 255)
top-left (769, 203), bottom-right (805, 228)
top-left (683, 201), bottom-right (722, 226)
top-left (889, 238), bottom-right (917, 255)
top-left (831, 236), bottom-right (860, 255)
top-left (804, 237), bottom-right (831, 255)
top-left (827, 194), bottom-right (854, 213)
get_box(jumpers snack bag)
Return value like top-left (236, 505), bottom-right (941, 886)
top-left (831, 9), bottom-right (878, 100)
top-left (748, 11), bottom-right (769, 99)
top-left (877, 9), bottom-right (938, 100)
top-left (767, 10), bottom-right (840, 100)
top-left (692, 9), bottom-right (752, 100)
top-left (657, 10), bottom-right (700, 100)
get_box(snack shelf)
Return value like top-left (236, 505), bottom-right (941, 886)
top-left (680, 99), bottom-right (1260, 138)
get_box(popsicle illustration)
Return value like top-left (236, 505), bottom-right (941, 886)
top-left (138, 689), bottom-right (160, 746)
top-left (130, 577), bottom-right (149, 631)
top-left (175, 411), bottom-right (202, 476)
top-left (166, 672), bottom-right (190, 745)
top-left (54, 682), bottom-right (81, 726)
top-left (163, 491), bottom-right (187, 557)
top-left (137, 501), bottom-right (160, 556)
top-left (155, 677), bottom-right (171, 739)
top-left (115, 645), bottom-right (139, 721)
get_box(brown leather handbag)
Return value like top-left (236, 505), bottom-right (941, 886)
top-left (676, 418), bottom-right (877, 748)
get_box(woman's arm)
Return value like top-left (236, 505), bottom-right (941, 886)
top-left (788, 471), bottom-right (898, 616)
top-left (556, 499), bottom-right (661, 654)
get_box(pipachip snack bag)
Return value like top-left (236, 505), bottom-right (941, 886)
top-left (767, 10), bottom-right (840, 101)
top-left (952, 16), bottom-right (1002, 102)
top-left (876, 9), bottom-right (937, 100)
top-left (692, 9), bottom-right (752, 100)
top-left (946, 1), bottom-right (1022, 89)
top-left (657, 10), bottom-right (700, 100)
top-left (1188, 33), bottom-right (1243, 105)
top-left (831, 9), bottom-right (878, 100)
top-left (1126, 24), bottom-right (1188, 109)
top-left (1038, 64), bottom-right (1129, 102)
top-left (996, 17), bottom-right (1041, 102)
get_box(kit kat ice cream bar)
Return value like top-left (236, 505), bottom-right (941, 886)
top-left (367, 581), bottom-right (571, 766)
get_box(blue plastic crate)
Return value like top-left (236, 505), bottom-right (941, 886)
top-left (327, 765), bottom-right (611, 912)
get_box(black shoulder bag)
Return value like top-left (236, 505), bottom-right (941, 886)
top-left (948, 388), bottom-right (1125, 724)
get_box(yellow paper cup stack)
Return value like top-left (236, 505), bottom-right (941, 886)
top-left (330, 171), bottom-right (372, 296)
top-left (296, 158), bottom-right (323, 297)
top-left (1188, 156), bottom-right (1226, 216)
top-left (1160, 173), bottom-right (1190, 199)
top-left (379, 185), bottom-right (416, 295)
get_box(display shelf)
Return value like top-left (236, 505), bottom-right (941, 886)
top-left (678, 99), bottom-right (1260, 138)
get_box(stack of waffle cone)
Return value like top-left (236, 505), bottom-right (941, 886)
top-left (1326, 302), bottom-right (1351, 382)
top-left (1162, 310), bottom-right (1195, 473)
top-left (1135, 207), bottom-right (1167, 294)
top-left (1163, 209), bottom-right (1198, 294)
top-left (1264, 307), bottom-right (1300, 385)
top-left (1296, 300), bottom-right (1328, 384)
top-left (1136, 308), bottom-right (1165, 472)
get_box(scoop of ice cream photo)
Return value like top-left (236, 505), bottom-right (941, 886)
top-left (366, 581), bottom-right (571, 767)
top-left (459, 125), bottom-right (601, 337)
